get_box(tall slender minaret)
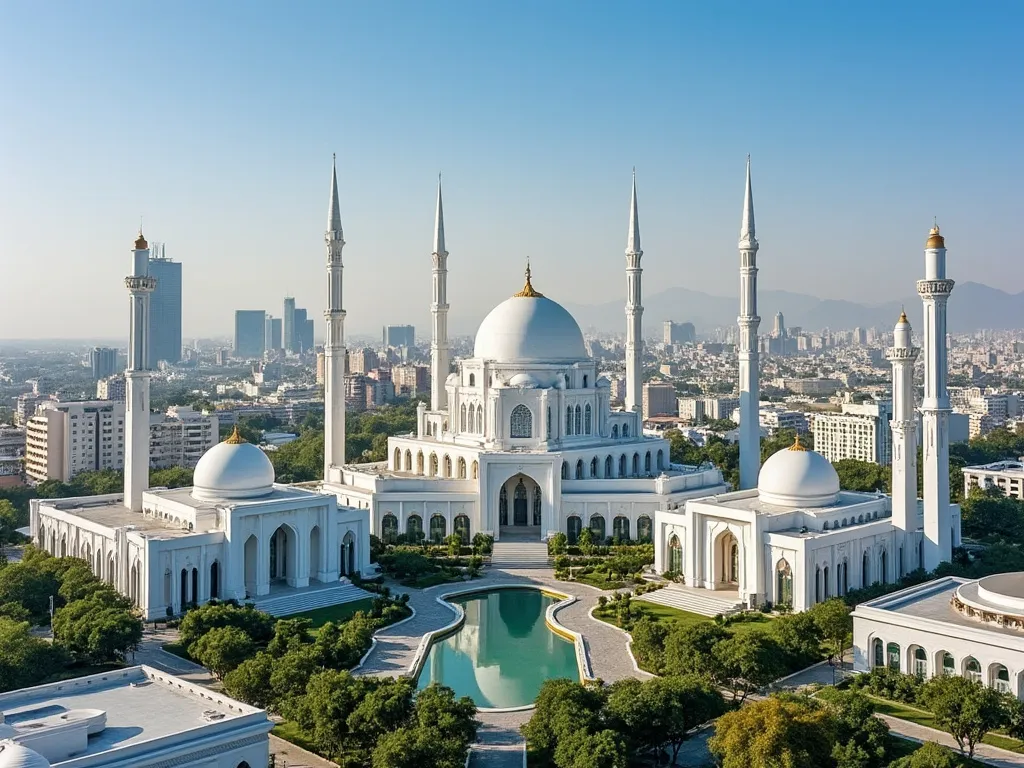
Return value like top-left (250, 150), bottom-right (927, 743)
top-left (323, 155), bottom-right (347, 473)
top-left (124, 230), bottom-right (156, 512)
top-left (430, 176), bottom-right (450, 413)
top-left (888, 310), bottom-right (919, 532)
top-left (624, 170), bottom-right (643, 412)
top-left (737, 156), bottom-right (761, 490)
top-left (918, 223), bottom-right (954, 569)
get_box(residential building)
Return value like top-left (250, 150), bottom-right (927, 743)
top-left (776, 377), bottom-right (844, 396)
top-left (316, 351), bottom-right (326, 385)
top-left (265, 315), bottom-right (282, 351)
top-left (813, 400), bottom-right (894, 465)
top-left (90, 347), bottom-right (118, 380)
top-left (234, 310), bottom-right (266, 358)
top-left (731, 405), bottom-right (810, 435)
top-left (663, 320), bottom-right (696, 345)
top-left (349, 347), bottom-right (379, 374)
top-left (393, 363), bottom-right (429, 396)
top-left (963, 458), bottom-right (1024, 500)
top-left (150, 405), bottom-right (219, 470)
top-left (15, 393), bottom-right (44, 425)
top-left (642, 381), bottom-right (677, 419)
top-left (96, 374), bottom-right (126, 402)
top-left (344, 374), bottom-right (369, 412)
top-left (147, 244), bottom-right (183, 365)
top-left (25, 400), bottom-right (126, 483)
top-left (383, 324), bottom-right (415, 348)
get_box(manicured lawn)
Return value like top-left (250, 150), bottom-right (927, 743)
top-left (272, 720), bottom-right (320, 754)
top-left (868, 694), bottom-right (1024, 754)
top-left (290, 597), bottom-right (377, 630)
top-left (594, 599), bottom-right (774, 635)
top-left (162, 641), bottom-right (191, 661)
top-left (566, 571), bottom-right (634, 590)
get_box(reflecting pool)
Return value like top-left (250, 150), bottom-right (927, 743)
top-left (416, 588), bottom-right (579, 708)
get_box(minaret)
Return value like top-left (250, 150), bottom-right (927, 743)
top-left (918, 224), bottom-right (954, 569)
top-left (624, 169), bottom-right (643, 412)
top-left (124, 229), bottom-right (156, 512)
top-left (430, 175), bottom-right (450, 413)
top-left (323, 155), bottom-right (347, 473)
top-left (887, 310), bottom-right (919, 532)
top-left (737, 156), bottom-right (761, 490)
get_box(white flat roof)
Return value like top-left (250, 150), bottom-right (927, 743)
top-left (692, 488), bottom-right (884, 516)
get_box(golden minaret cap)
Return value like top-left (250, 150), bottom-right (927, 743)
top-left (898, 308), bottom-right (908, 324)
top-left (513, 260), bottom-right (543, 298)
top-left (134, 229), bottom-right (148, 250)
top-left (788, 434), bottom-right (808, 452)
top-left (925, 222), bottom-right (945, 249)
top-left (224, 425), bottom-right (246, 444)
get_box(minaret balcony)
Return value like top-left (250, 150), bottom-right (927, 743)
top-left (915, 279), bottom-right (955, 296)
top-left (124, 276), bottom-right (157, 292)
top-left (886, 347), bottom-right (920, 360)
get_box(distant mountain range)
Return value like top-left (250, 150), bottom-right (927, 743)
top-left (560, 282), bottom-right (1024, 335)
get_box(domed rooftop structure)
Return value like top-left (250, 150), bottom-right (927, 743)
top-left (0, 742), bottom-right (50, 768)
top-left (473, 265), bottom-right (588, 363)
top-left (192, 426), bottom-right (275, 502)
top-left (757, 436), bottom-right (840, 508)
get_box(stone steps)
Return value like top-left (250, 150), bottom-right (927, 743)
top-left (253, 582), bottom-right (371, 616)
top-left (490, 541), bottom-right (550, 570)
top-left (636, 585), bottom-right (743, 617)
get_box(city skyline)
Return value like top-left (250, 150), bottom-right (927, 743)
top-left (2, 1), bottom-right (1022, 339)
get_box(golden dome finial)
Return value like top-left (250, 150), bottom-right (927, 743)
top-left (926, 219), bottom-right (945, 249)
top-left (225, 425), bottom-right (246, 444)
top-left (898, 306), bottom-right (908, 324)
top-left (788, 434), bottom-right (808, 451)
top-left (134, 228), bottom-right (148, 250)
top-left (513, 258), bottom-right (543, 298)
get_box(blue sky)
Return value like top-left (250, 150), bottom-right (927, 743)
top-left (1, 1), bottom-right (1021, 339)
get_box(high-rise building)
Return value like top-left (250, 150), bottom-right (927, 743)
top-left (383, 325), bottom-right (415, 348)
top-left (234, 310), bottom-right (267, 358)
top-left (663, 321), bottom-right (696, 345)
top-left (90, 347), bottom-right (118, 380)
top-left (349, 347), bottom-right (379, 374)
top-left (265, 315), bottom-right (283, 351)
top-left (283, 297), bottom-right (296, 352)
top-left (25, 400), bottom-right (126, 482)
top-left (642, 381), bottom-right (677, 419)
top-left (149, 406), bottom-right (219, 470)
top-left (97, 375), bottom-right (126, 402)
top-left (392, 364), bottom-right (429, 396)
top-left (147, 244), bottom-right (183, 366)
top-left (302, 318), bottom-right (315, 354)
top-left (813, 400), bottom-right (894, 465)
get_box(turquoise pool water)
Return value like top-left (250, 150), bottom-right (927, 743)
top-left (415, 588), bottom-right (579, 708)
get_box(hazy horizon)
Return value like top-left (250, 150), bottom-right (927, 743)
top-left (3, 1), bottom-right (1022, 339)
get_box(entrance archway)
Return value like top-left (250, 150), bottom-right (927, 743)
top-left (243, 534), bottom-right (258, 595)
top-left (714, 530), bottom-right (740, 589)
top-left (309, 526), bottom-right (321, 581)
top-left (269, 525), bottom-right (297, 584)
top-left (341, 531), bottom-right (356, 577)
top-left (499, 473), bottom-right (542, 535)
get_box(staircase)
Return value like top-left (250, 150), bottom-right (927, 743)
top-left (636, 584), bottom-right (743, 617)
top-left (253, 582), bottom-right (371, 616)
top-left (490, 541), bottom-right (550, 570)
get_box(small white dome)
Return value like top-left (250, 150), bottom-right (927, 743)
top-left (596, 376), bottom-right (611, 388)
top-left (508, 373), bottom-right (542, 389)
top-left (0, 742), bottom-right (51, 768)
top-left (757, 438), bottom-right (840, 508)
top-left (474, 291), bottom-right (588, 363)
top-left (192, 428), bottom-right (275, 501)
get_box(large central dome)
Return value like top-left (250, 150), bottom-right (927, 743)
top-left (473, 268), bottom-right (588, 363)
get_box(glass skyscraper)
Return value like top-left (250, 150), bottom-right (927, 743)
top-left (148, 245), bottom-right (183, 366)
top-left (234, 310), bottom-right (267, 358)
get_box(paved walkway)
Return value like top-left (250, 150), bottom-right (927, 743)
top-left (876, 716), bottom-right (1024, 767)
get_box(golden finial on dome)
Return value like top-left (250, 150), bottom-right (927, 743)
top-left (788, 434), bottom-right (808, 451)
top-left (898, 307), bottom-right (908, 324)
top-left (512, 258), bottom-right (543, 298)
top-left (925, 218), bottom-right (945, 249)
top-left (224, 425), bottom-right (246, 444)
top-left (134, 229), bottom-right (148, 250)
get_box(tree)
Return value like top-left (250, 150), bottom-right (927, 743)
top-left (770, 611), bottom-right (824, 669)
top-left (960, 488), bottom-right (1024, 543)
top-left (648, 675), bottom-right (725, 764)
top-left (521, 679), bottom-right (606, 766)
top-left (0, 500), bottom-right (19, 562)
top-left (810, 598), bottom-right (853, 666)
top-left (920, 674), bottom-right (1004, 758)
top-left (150, 466), bottom-right (194, 489)
top-left (712, 631), bottom-right (787, 702)
top-left (833, 459), bottom-right (891, 493)
top-left (52, 589), bottom-right (142, 663)
top-left (889, 741), bottom-right (964, 768)
top-left (709, 695), bottom-right (837, 768)
top-left (177, 602), bottom-right (274, 652)
top-left (0, 558), bottom-right (61, 623)
top-left (0, 616), bottom-right (65, 692)
top-left (190, 625), bottom-right (256, 679)
top-left (662, 621), bottom-right (727, 678)
top-left (628, 616), bottom-right (668, 673)
top-left (817, 688), bottom-right (891, 768)
top-left (553, 728), bottom-right (627, 768)
top-left (224, 651), bottom-right (276, 708)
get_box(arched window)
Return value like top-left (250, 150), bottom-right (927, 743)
top-left (404, 450), bottom-right (412, 471)
top-left (430, 514), bottom-right (446, 543)
top-left (940, 651), bottom-right (955, 676)
top-left (623, 424), bottom-right (630, 438)
top-left (575, 459), bottom-right (584, 480)
top-left (964, 657), bottom-right (982, 683)
top-left (838, 559), bottom-right (849, 595)
top-left (547, 407), bottom-right (552, 439)
top-left (499, 485), bottom-right (508, 525)
top-left (815, 565), bottom-right (821, 603)
top-left (510, 404), bottom-right (533, 438)
top-left (561, 461), bottom-right (569, 480)
top-left (898, 546), bottom-right (904, 578)
top-left (644, 451), bottom-right (651, 473)
top-left (880, 550), bottom-right (888, 585)
top-left (912, 647), bottom-right (928, 678)
top-left (612, 424), bottom-right (619, 439)
top-left (858, 514), bottom-right (864, 523)
top-left (584, 404), bottom-right (592, 434)
top-left (619, 454), bottom-right (627, 476)
top-left (657, 450), bottom-right (664, 470)
top-left (873, 638), bottom-right (884, 668)
top-left (406, 514), bottom-right (423, 541)
top-left (457, 457), bottom-right (467, 479)
top-left (210, 561), bottom-right (220, 600)
top-left (862, 551), bottom-right (870, 587)
top-left (632, 453), bottom-right (640, 477)
top-left (574, 405), bottom-right (582, 435)
top-left (416, 452), bottom-right (424, 475)
top-left (772, 559), bottom-right (791, 605)
top-left (613, 516), bottom-right (629, 541)
top-left (566, 515), bottom-right (582, 544)
top-left (823, 521), bottom-right (830, 531)
top-left (992, 664), bottom-right (1011, 693)
top-left (583, 375), bottom-right (588, 388)
top-left (471, 460), bottom-right (479, 480)
top-left (566, 407), bottom-right (573, 435)
top-left (532, 486), bottom-right (542, 526)
top-left (469, 373), bottom-right (475, 386)
top-left (443, 455), bottom-right (452, 478)
top-left (454, 515), bottom-right (471, 545)
top-left (564, 375), bottom-right (570, 389)
top-left (887, 643), bottom-right (901, 670)
top-left (590, 514), bottom-right (606, 541)
top-left (841, 518), bottom-right (848, 527)
top-left (668, 535), bottom-right (683, 572)
top-left (460, 404), bottom-right (467, 432)
top-left (605, 455), bottom-right (613, 477)
top-left (590, 457), bottom-right (598, 477)
top-left (429, 454), bottom-right (439, 477)
top-left (476, 404), bottom-right (484, 433)
top-left (823, 565), bottom-right (831, 598)
top-left (393, 448), bottom-right (401, 469)
top-left (637, 515), bottom-right (652, 543)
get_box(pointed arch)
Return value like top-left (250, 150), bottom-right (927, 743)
top-left (471, 460), bottom-right (479, 480)
top-left (561, 461), bottom-right (569, 480)
top-left (612, 424), bottom-right (619, 439)
top-left (590, 457), bottom-right (598, 478)
top-left (404, 449), bottom-right (412, 471)
top-left (644, 451), bottom-right (651, 473)
top-left (429, 453), bottom-right (438, 477)
top-left (575, 459), bottom-right (584, 480)
top-left (476, 404), bottom-right (484, 433)
top-left (619, 454), bottom-right (627, 476)
top-left (416, 451), bottom-right (424, 475)
top-left (566, 406), bottom-right (573, 435)
top-left (510, 404), bottom-right (533, 438)
top-left (393, 447), bottom-right (401, 469)
top-left (574, 405), bottom-right (582, 435)
top-left (443, 454), bottom-right (452, 478)
top-left (632, 452), bottom-right (640, 477)
top-left (604, 455), bottom-right (613, 477)
top-left (457, 457), bottom-right (467, 479)
top-left (584, 404), bottom-right (592, 434)
top-left (460, 403), bottom-right (467, 432)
